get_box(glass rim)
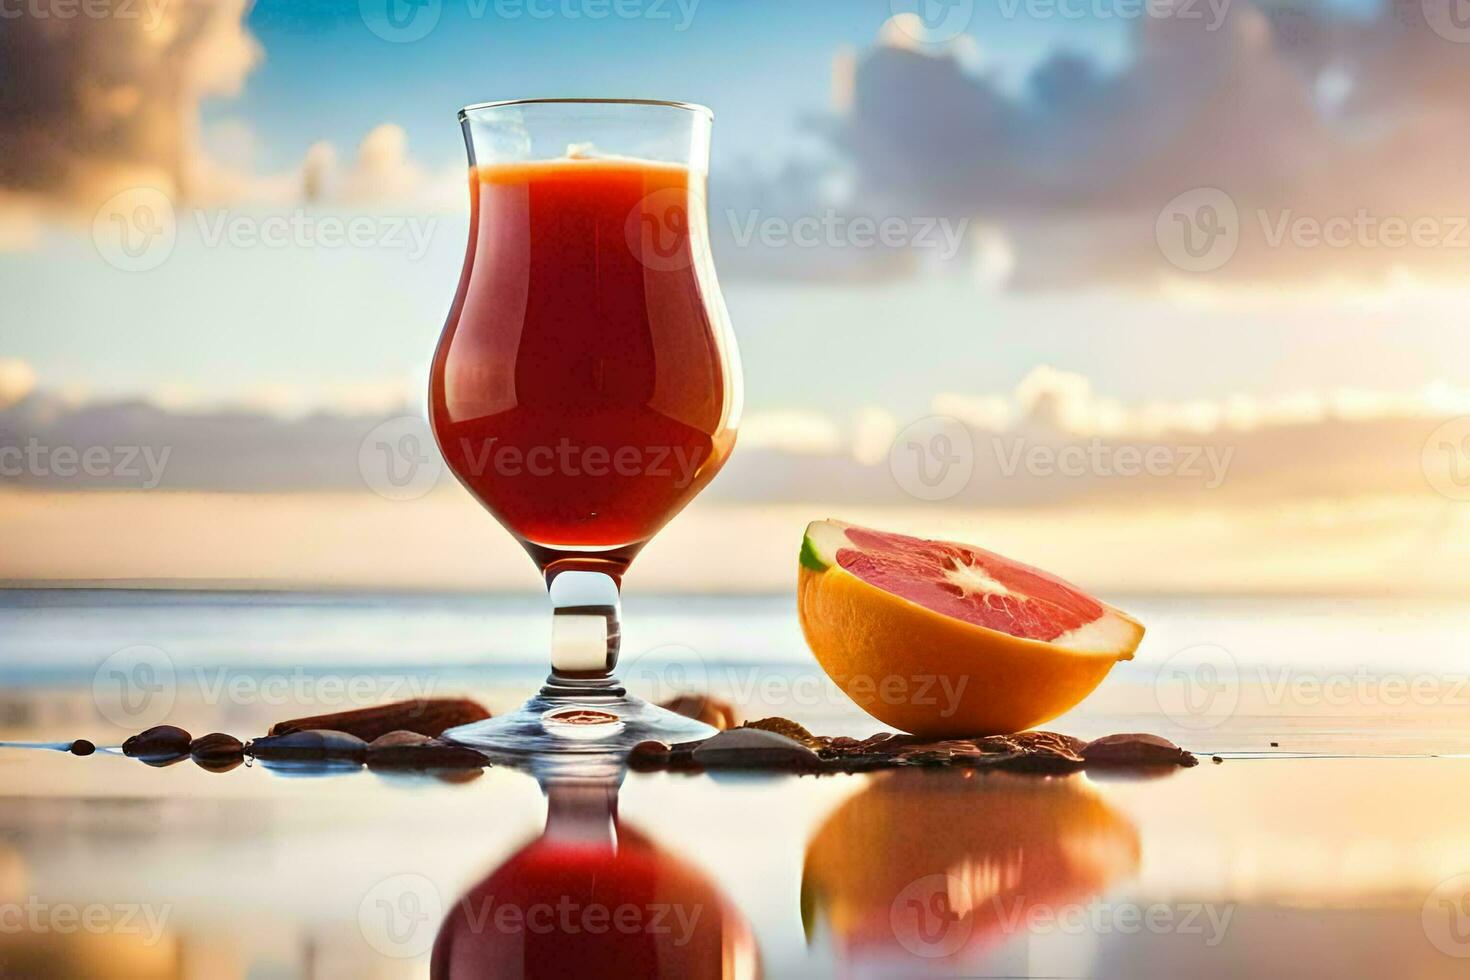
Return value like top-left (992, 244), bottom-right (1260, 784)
top-left (458, 98), bottom-right (713, 122)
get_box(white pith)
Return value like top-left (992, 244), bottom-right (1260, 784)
top-left (1051, 611), bottom-right (1138, 656)
top-left (803, 519), bottom-right (1139, 659)
top-left (942, 559), bottom-right (1013, 599)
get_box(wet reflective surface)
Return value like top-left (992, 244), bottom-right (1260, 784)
top-left (3, 691), bottom-right (1470, 979)
top-left (4, 591), bottom-right (1470, 977)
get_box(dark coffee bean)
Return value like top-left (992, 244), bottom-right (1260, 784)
top-left (190, 733), bottom-right (244, 764)
top-left (122, 725), bottom-right (191, 761)
top-left (68, 740), bottom-right (96, 756)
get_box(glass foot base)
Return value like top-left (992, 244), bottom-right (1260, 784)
top-left (442, 692), bottom-right (718, 757)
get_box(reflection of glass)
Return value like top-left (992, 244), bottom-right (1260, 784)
top-left (801, 772), bottom-right (1139, 972)
top-left (433, 765), bottom-right (760, 979)
top-left (431, 99), bottom-right (741, 755)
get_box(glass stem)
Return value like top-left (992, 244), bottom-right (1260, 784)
top-left (541, 570), bottom-right (625, 699)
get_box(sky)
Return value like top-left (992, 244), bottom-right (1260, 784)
top-left (4, 0), bottom-right (1470, 592)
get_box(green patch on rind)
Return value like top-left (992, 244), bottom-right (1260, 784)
top-left (799, 533), bottom-right (829, 572)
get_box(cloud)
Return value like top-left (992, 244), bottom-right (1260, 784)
top-left (739, 409), bottom-right (844, 455)
top-left (0, 0), bottom-right (261, 210)
top-left (829, 2), bottom-right (1470, 287)
top-left (310, 124), bottom-right (465, 211)
top-left (0, 3), bottom-right (460, 231)
top-left (0, 360), bottom-right (38, 410)
top-left (5, 364), bottom-right (1467, 513)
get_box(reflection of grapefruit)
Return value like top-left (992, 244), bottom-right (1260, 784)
top-left (798, 520), bottom-right (1143, 737)
top-left (802, 771), bottom-right (1140, 968)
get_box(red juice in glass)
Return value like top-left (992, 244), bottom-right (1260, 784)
top-left (430, 157), bottom-right (739, 580)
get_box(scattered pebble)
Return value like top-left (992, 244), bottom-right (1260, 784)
top-left (1212, 756), bottom-right (1224, 764)
top-left (658, 693), bottom-right (739, 731)
top-left (628, 740), bottom-right (672, 770)
top-left (68, 739), bottom-right (95, 756)
top-left (248, 729), bottom-right (368, 763)
top-left (366, 730), bottom-right (485, 769)
top-left (1270, 741), bottom-right (1279, 747)
top-left (268, 699), bottom-right (491, 742)
top-left (692, 728), bottom-right (823, 770)
top-left (122, 725), bottom-right (192, 762)
top-left (1083, 733), bottom-right (1197, 767)
top-left (630, 717), bottom-right (1198, 774)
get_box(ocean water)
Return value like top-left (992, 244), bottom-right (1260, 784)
top-left (3, 589), bottom-right (1470, 754)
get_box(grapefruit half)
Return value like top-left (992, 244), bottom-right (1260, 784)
top-left (797, 519), bottom-right (1143, 737)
